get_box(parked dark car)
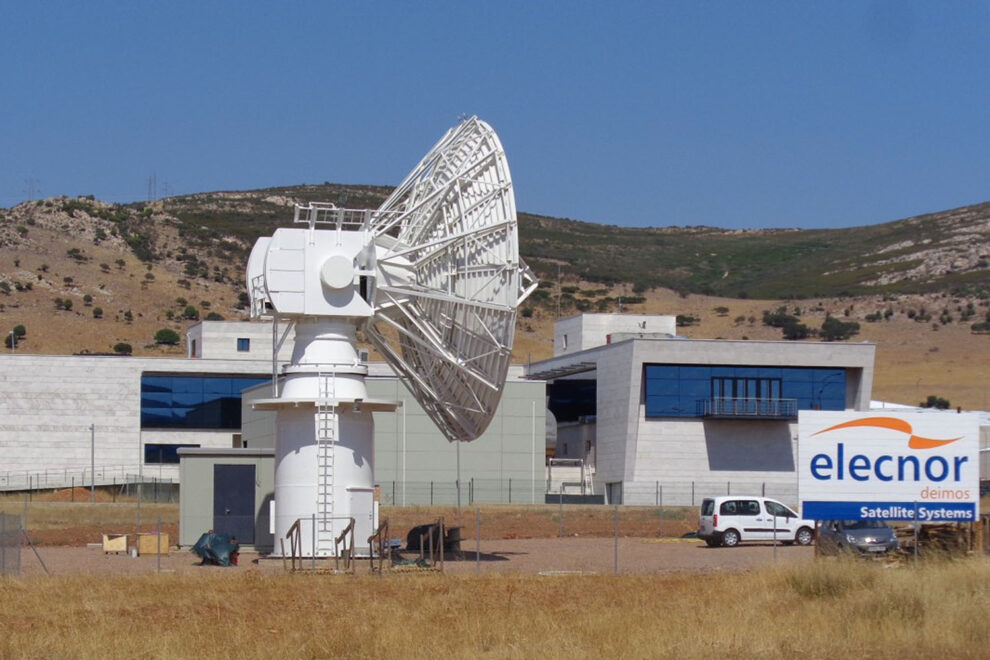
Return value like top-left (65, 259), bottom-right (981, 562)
top-left (818, 520), bottom-right (898, 556)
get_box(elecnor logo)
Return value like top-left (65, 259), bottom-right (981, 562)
top-left (798, 411), bottom-right (978, 522)
top-left (808, 416), bottom-right (970, 488)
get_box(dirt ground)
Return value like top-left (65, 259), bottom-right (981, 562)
top-left (17, 538), bottom-right (812, 578)
top-left (9, 500), bottom-right (813, 578)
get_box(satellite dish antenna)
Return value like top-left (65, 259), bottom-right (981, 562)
top-left (248, 117), bottom-right (536, 557)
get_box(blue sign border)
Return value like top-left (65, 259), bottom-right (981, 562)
top-left (802, 500), bottom-right (975, 522)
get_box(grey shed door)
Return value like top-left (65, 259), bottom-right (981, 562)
top-left (213, 464), bottom-right (255, 544)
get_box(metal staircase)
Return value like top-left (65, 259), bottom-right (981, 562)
top-left (315, 371), bottom-right (337, 556)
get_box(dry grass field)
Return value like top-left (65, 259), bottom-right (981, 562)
top-left (1, 559), bottom-right (988, 658)
top-left (2, 501), bottom-right (988, 657)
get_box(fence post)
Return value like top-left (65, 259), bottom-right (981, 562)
top-left (469, 478), bottom-right (474, 505)
top-left (655, 481), bottom-right (659, 506)
top-left (613, 504), bottom-right (619, 575)
top-left (157, 516), bottom-right (162, 574)
top-left (392, 481), bottom-right (396, 506)
top-left (658, 485), bottom-right (664, 538)
top-left (558, 493), bottom-right (563, 537)
top-left (727, 481), bottom-right (730, 496)
top-left (475, 506), bottom-right (481, 576)
top-left (430, 481), bottom-right (434, 506)
top-left (71, 477), bottom-right (75, 502)
top-left (691, 481), bottom-right (695, 506)
top-left (762, 482), bottom-right (765, 497)
top-left (508, 478), bottom-right (512, 504)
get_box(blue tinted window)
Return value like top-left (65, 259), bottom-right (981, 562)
top-left (140, 374), bottom-right (268, 429)
top-left (644, 364), bottom-right (847, 418)
top-left (237, 338), bottom-right (250, 352)
top-left (145, 443), bottom-right (199, 464)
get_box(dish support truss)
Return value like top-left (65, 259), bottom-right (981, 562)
top-left (366, 116), bottom-right (537, 442)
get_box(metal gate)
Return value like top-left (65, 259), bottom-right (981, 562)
top-left (0, 513), bottom-right (22, 576)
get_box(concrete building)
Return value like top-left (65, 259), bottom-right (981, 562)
top-left (0, 321), bottom-right (545, 550)
top-left (0, 352), bottom-right (271, 487)
top-left (529, 314), bottom-right (878, 506)
top-left (553, 313), bottom-right (676, 356)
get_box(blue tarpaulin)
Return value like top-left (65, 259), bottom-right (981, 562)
top-left (191, 531), bottom-right (240, 566)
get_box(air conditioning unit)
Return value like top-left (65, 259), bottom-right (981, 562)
top-left (358, 348), bottom-right (370, 363)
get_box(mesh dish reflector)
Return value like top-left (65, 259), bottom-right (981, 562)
top-left (366, 117), bottom-right (535, 442)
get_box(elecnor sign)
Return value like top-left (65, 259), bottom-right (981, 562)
top-left (798, 411), bottom-right (979, 521)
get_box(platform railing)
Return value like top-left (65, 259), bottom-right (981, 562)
top-left (697, 397), bottom-right (797, 419)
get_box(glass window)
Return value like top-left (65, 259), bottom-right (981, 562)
top-left (237, 338), bottom-right (250, 352)
top-left (644, 364), bottom-right (847, 418)
top-left (144, 443), bottom-right (199, 464)
top-left (765, 501), bottom-right (794, 518)
top-left (738, 500), bottom-right (760, 516)
top-left (140, 374), bottom-right (268, 429)
top-left (547, 379), bottom-right (597, 423)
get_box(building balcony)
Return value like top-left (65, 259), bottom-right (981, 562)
top-left (696, 397), bottom-right (797, 420)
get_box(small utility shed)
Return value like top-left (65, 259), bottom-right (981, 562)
top-left (178, 447), bottom-right (275, 552)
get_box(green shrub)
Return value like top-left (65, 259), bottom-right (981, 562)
top-left (113, 342), bottom-right (132, 355)
top-left (920, 395), bottom-right (950, 410)
top-left (821, 317), bottom-right (859, 341)
top-left (782, 320), bottom-right (813, 340)
top-left (154, 328), bottom-right (180, 345)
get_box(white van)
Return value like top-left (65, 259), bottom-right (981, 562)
top-left (698, 496), bottom-right (815, 547)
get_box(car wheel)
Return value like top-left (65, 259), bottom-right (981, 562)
top-left (721, 529), bottom-right (740, 547)
top-left (795, 527), bottom-right (814, 546)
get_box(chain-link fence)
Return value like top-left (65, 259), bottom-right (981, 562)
top-left (376, 478), bottom-right (801, 508)
top-left (7, 477), bottom-right (178, 504)
top-left (0, 513), bottom-right (22, 576)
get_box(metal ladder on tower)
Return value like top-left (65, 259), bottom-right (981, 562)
top-left (315, 370), bottom-right (336, 556)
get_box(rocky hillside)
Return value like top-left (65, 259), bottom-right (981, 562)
top-left (3, 186), bottom-right (990, 412)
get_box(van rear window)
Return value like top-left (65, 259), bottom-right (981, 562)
top-left (701, 500), bottom-right (714, 515)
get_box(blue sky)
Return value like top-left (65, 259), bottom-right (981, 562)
top-left (2, 1), bottom-right (989, 229)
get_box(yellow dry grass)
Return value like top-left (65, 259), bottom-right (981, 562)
top-left (0, 500), bottom-right (177, 531)
top-left (0, 558), bottom-right (987, 658)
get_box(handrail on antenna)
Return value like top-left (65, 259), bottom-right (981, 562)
top-left (334, 517), bottom-right (356, 573)
top-left (368, 519), bottom-right (391, 573)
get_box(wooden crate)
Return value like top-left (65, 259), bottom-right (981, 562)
top-left (136, 533), bottom-right (170, 556)
top-left (102, 533), bottom-right (128, 554)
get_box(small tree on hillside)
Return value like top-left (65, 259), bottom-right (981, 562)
top-left (154, 328), bottom-right (180, 346)
top-left (113, 342), bottom-right (133, 355)
top-left (820, 316), bottom-right (860, 341)
top-left (920, 394), bottom-right (950, 410)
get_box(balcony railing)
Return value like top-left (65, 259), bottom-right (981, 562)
top-left (697, 397), bottom-right (797, 419)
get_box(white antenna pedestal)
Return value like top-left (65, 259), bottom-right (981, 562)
top-left (253, 320), bottom-right (399, 557)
